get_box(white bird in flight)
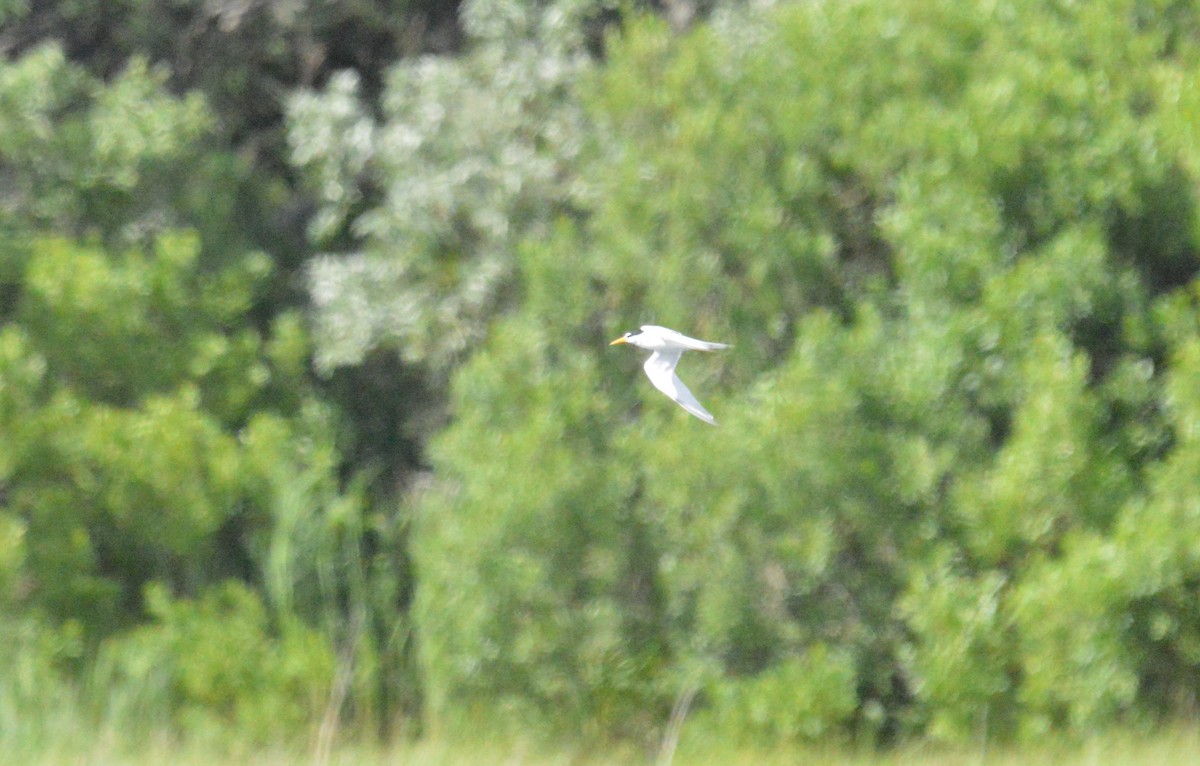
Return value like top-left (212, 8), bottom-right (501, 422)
top-left (610, 325), bottom-right (730, 425)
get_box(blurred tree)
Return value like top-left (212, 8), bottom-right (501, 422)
top-left (408, 0), bottom-right (1200, 744)
top-left (285, 0), bottom-right (728, 522)
top-left (288, 0), bottom-right (740, 379)
top-left (0, 0), bottom-right (463, 168)
top-left (8, 0), bottom-right (1200, 747)
top-left (289, 0), bottom-right (594, 376)
top-left (0, 0), bottom-right (470, 519)
top-left (0, 45), bottom-right (413, 737)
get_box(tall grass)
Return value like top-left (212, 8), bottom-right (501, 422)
top-left (7, 721), bottom-right (1200, 766)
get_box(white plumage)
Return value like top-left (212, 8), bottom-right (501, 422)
top-left (610, 325), bottom-right (729, 424)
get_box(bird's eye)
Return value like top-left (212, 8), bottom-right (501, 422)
top-left (624, 332), bottom-right (633, 338)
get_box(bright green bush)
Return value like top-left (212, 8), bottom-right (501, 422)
top-left (0, 43), bottom-right (387, 742)
top-left (94, 581), bottom-right (334, 741)
top-left (698, 644), bottom-right (859, 742)
top-left (413, 312), bottom-right (663, 737)
top-left (0, 229), bottom-right (390, 737)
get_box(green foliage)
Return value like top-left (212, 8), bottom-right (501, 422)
top-left (94, 581), bottom-right (334, 742)
top-left (698, 644), bottom-right (859, 742)
top-left (414, 313), bottom-right (662, 736)
top-left (0, 229), bottom-right (407, 739)
top-left (0, 616), bottom-right (88, 763)
top-left (0, 41), bottom-right (397, 744)
top-left (19, 233), bottom-right (272, 410)
top-left (12, 0), bottom-right (1200, 750)
top-left (2, 0), bottom-right (460, 164)
top-left (0, 45), bottom-right (211, 241)
top-left (900, 563), bottom-right (1013, 741)
top-left (409, 0), bottom-right (1200, 745)
top-left (3, 233), bottom-right (300, 631)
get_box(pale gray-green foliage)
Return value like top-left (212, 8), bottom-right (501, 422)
top-left (288, 0), bottom-right (599, 373)
top-left (0, 44), bottom-right (210, 238)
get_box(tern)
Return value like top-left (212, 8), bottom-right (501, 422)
top-left (609, 325), bottom-right (730, 425)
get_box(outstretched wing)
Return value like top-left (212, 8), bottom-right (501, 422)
top-left (643, 350), bottom-right (717, 425)
top-left (640, 325), bottom-right (730, 352)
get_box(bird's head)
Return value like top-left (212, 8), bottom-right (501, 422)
top-left (609, 331), bottom-right (639, 347)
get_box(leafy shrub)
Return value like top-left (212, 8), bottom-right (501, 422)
top-left (94, 581), bottom-right (334, 742)
top-left (698, 645), bottom-right (859, 743)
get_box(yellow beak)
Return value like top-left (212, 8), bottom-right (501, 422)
top-left (609, 337), bottom-right (628, 346)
